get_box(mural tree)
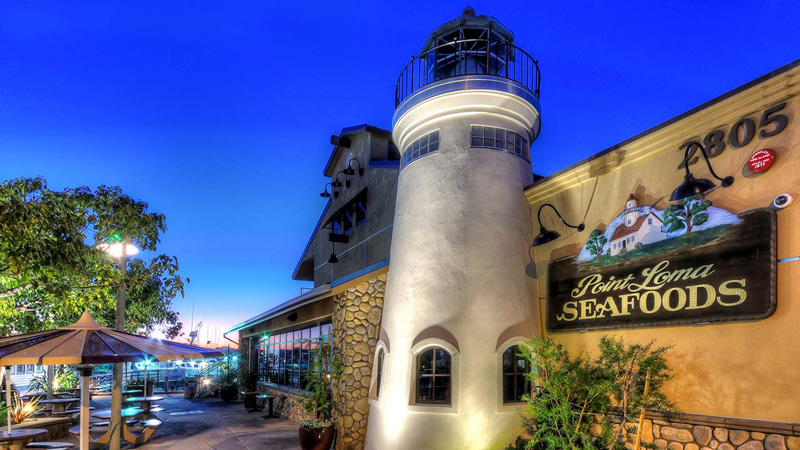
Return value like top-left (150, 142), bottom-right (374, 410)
top-left (585, 230), bottom-right (608, 261)
top-left (662, 195), bottom-right (711, 235)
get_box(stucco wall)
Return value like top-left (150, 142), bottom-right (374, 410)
top-left (527, 65), bottom-right (800, 424)
top-left (366, 82), bottom-right (541, 450)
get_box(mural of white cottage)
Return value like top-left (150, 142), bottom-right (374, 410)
top-left (607, 194), bottom-right (667, 255)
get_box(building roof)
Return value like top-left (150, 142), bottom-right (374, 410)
top-left (225, 284), bottom-right (332, 334)
top-left (420, 7), bottom-right (514, 53)
top-left (610, 214), bottom-right (647, 242)
top-left (323, 124), bottom-right (392, 177)
top-left (525, 58), bottom-right (800, 192)
top-left (610, 210), bottom-right (661, 241)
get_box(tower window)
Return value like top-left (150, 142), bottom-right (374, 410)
top-left (375, 348), bottom-right (385, 398)
top-left (502, 345), bottom-right (531, 403)
top-left (401, 130), bottom-right (440, 170)
top-left (415, 347), bottom-right (451, 405)
top-left (470, 126), bottom-right (529, 161)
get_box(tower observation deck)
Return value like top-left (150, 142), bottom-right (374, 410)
top-left (394, 6), bottom-right (541, 109)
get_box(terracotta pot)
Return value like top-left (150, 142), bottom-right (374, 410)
top-left (298, 425), bottom-right (335, 450)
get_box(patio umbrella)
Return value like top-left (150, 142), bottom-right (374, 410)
top-left (0, 309), bottom-right (223, 450)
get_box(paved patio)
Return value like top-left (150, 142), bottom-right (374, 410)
top-left (50, 393), bottom-right (300, 449)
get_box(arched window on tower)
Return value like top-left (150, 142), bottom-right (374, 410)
top-left (502, 344), bottom-right (531, 403)
top-left (416, 346), bottom-right (452, 404)
top-left (375, 348), bottom-right (385, 398)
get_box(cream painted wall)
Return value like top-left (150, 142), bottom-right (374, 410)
top-left (527, 65), bottom-right (800, 423)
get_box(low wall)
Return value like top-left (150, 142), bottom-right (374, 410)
top-left (258, 383), bottom-right (311, 424)
top-left (636, 410), bottom-right (800, 450)
top-left (15, 416), bottom-right (71, 440)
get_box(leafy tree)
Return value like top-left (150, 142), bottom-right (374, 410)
top-left (662, 195), bottom-right (711, 235)
top-left (0, 177), bottom-right (185, 337)
top-left (585, 230), bottom-right (608, 261)
top-left (509, 336), bottom-right (677, 450)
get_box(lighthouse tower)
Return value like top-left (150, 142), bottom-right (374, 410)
top-left (365, 8), bottom-right (542, 450)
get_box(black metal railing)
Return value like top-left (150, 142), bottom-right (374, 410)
top-left (394, 38), bottom-right (540, 108)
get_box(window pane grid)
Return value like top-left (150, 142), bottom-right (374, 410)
top-left (469, 125), bottom-right (530, 161)
top-left (502, 345), bottom-right (531, 403)
top-left (257, 322), bottom-right (332, 390)
top-left (416, 347), bottom-right (452, 405)
top-left (402, 130), bottom-right (440, 169)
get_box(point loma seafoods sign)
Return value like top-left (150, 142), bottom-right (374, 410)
top-left (546, 197), bottom-right (777, 333)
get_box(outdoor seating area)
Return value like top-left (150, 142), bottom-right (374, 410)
top-left (22, 394), bottom-right (299, 450)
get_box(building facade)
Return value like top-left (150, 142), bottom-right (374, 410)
top-left (230, 7), bottom-right (800, 450)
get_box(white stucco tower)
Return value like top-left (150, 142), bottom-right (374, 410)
top-left (365, 8), bottom-right (542, 450)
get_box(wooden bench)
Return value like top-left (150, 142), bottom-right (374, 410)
top-left (26, 443), bottom-right (75, 449)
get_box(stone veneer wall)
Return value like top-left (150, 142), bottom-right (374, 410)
top-left (632, 411), bottom-right (800, 450)
top-left (331, 273), bottom-right (386, 450)
top-left (258, 383), bottom-right (312, 424)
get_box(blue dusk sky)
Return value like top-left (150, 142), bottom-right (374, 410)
top-left (1, 1), bottom-right (798, 344)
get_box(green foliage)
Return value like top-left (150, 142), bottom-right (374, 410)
top-left (26, 373), bottom-right (49, 395)
top-left (54, 366), bottom-right (78, 392)
top-left (0, 177), bottom-right (185, 338)
top-left (662, 195), bottom-right (711, 235)
top-left (585, 230), bottom-right (608, 261)
top-left (510, 336), bottom-right (677, 450)
top-left (300, 341), bottom-right (342, 428)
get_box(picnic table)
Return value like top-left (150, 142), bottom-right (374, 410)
top-left (125, 396), bottom-right (164, 415)
top-left (0, 428), bottom-right (48, 450)
top-left (80, 407), bottom-right (161, 446)
top-left (39, 398), bottom-right (79, 415)
top-left (120, 390), bottom-right (142, 402)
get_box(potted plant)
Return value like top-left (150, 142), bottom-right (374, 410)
top-left (218, 358), bottom-right (239, 402)
top-left (299, 341), bottom-right (342, 450)
top-left (239, 369), bottom-right (259, 410)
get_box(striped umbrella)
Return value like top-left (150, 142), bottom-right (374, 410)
top-left (0, 309), bottom-right (223, 449)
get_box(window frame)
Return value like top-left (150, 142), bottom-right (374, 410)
top-left (414, 347), bottom-right (452, 405)
top-left (401, 129), bottom-right (440, 170)
top-left (501, 344), bottom-right (532, 405)
top-left (470, 125), bottom-right (530, 162)
top-left (408, 338), bottom-right (459, 413)
top-left (369, 341), bottom-right (389, 405)
top-left (257, 321), bottom-right (332, 391)
top-left (496, 336), bottom-right (533, 411)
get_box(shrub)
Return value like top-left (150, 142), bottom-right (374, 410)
top-left (509, 335), bottom-right (677, 450)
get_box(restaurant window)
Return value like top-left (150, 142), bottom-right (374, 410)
top-left (470, 126), bottom-right (530, 161)
top-left (415, 347), bottom-right (451, 405)
top-left (502, 345), bottom-right (531, 403)
top-left (257, 322), bottom-right (331, 390)
top-left (401, 130), bottom-right (440, 170)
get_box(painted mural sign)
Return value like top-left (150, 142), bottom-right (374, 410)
top-left (546, 193), bottom-right (777, 332)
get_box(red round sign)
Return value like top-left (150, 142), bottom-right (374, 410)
top-left (747, 149), bottom-right (776, 173)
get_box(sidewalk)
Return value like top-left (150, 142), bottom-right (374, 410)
top-left (52, 393), bottom-right (300, 450)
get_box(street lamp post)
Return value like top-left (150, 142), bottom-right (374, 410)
top-left (100, 236), bottom-right (138, 450)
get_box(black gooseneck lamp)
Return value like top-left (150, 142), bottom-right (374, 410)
top-left (331, 171), bottom-right (350, 189)
top-left (671, 142), bottom-right (734, 201)
top-left (532, 203), bottom-right (585, 247)
top-left (343, 158), bottom-right (364, 176)
top-left (320, 183), bottom-right (332, 198)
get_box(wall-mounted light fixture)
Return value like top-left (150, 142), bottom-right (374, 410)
top-left (343, 158), bottom-right (364, 176)
top-left (331, 171), bottom-right (350, 189)
top-left (320, 183), bottom-right (332, 198)
top-left (671, 142), bottom-right (734, 201)
top-left (533, 203), bottom-right (585, 247)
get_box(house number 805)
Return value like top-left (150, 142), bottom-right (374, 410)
top-left (677, 102), bottom-right (789, 170)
